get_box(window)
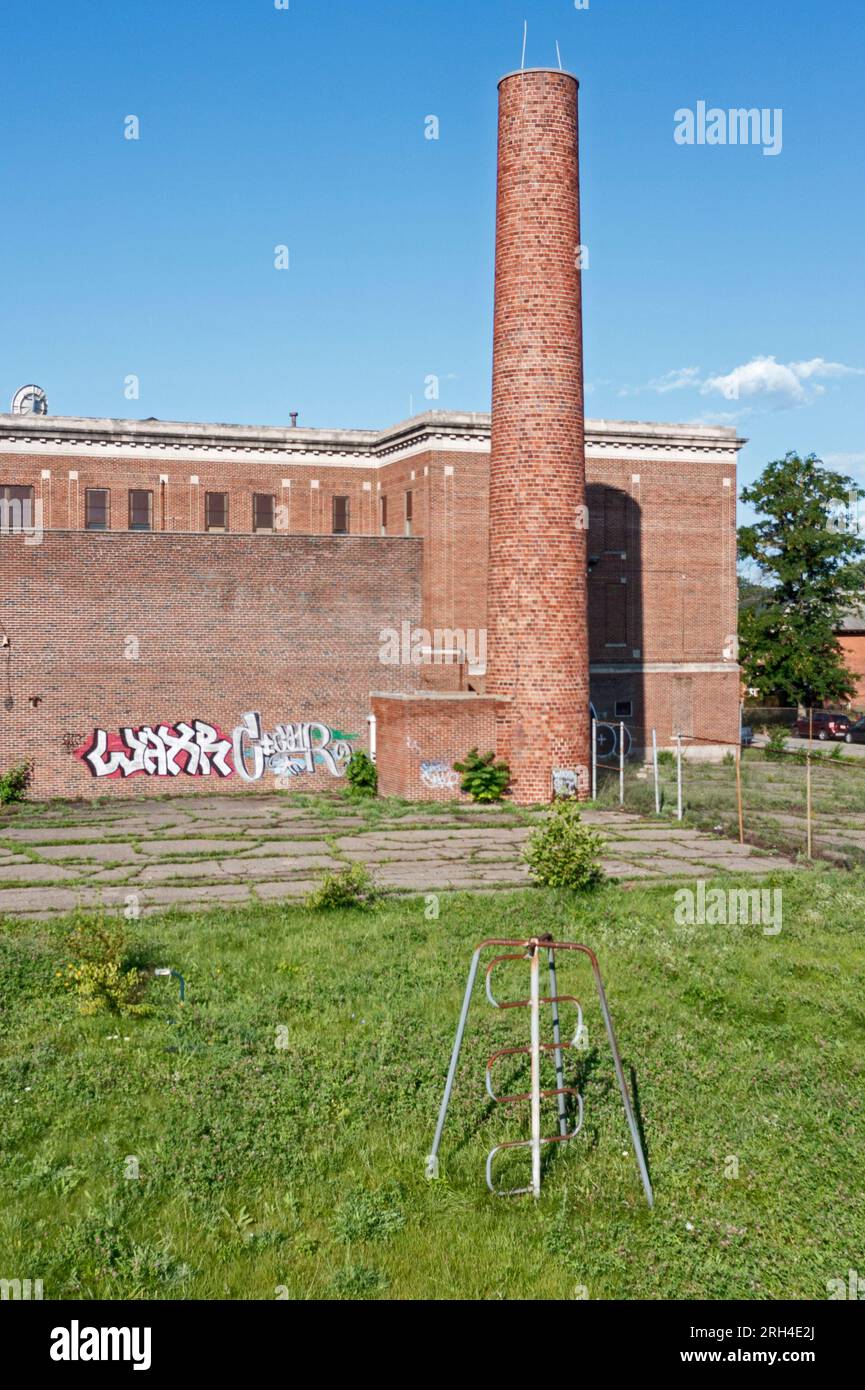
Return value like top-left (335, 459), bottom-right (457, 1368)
top-left (128, 489), bottom-right (153, 531)
top-left (205, 492), bottom-right (229, 531)
top-left (253, 493), bottom-right (275, 532)
top-left (332, 495), bottom-right (350, 534)
top-left (405, 489), bottom-right (413, 537)
top-left (85, 488), bottom-right (110, 530)
top-left (0, 484), bottom-right (35, 529)
top-left (380, 495), bottom-right (387, 535)
top-left (614, 700), bottom-right (633, 719)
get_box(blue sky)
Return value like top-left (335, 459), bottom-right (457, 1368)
top-left (1, 0), bottom-right (863, 503)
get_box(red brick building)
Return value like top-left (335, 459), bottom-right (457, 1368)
top-left (837, 609), bottom-right (865, 707)
top-left (0, 406), bottom-right (743, 800)
top-left (0, 67), bottom-right (744, 803)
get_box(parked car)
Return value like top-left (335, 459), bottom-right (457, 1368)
top-left (792, 710), bottom-right (852, 740)
top-left (844, 717), bottom-right (865, 744)
top-left (741, 725), bottom-right (753, 747)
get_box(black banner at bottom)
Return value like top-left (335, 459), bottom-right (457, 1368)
top-left (2, 1297), bottom-right (857, 1375)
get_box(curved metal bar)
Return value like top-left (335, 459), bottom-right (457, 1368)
top-left (485, 1098), bottom-right (584, 1195)
top-left (485, 953), bottom-right (528, 1008)
top-left (486, 1141), bottom-right (534, 1196)
top-left (486, 1041), bottom-right (582, 1103)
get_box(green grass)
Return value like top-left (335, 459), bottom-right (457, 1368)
top-left (1, 870), bottom-right (864, 1300)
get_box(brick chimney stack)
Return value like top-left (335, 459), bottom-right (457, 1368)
top-left (485, 68), bottom-right (591, 805)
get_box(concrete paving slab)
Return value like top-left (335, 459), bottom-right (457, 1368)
top-left (137, 839), bottom-right (250, 857)
top-left (34, 842), bottom-right (142, 863)
top-left (0, 862), bottom-right (84, 884)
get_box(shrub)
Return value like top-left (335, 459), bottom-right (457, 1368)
top-left (763, 725), bottom-right (787, 761)
top-left (453, 748), bottom-right (510, 803)
top-left (345, 750), bottom-right (378, 798)
top-left (656, 750), bottom-right (675, 768)
top-left (306, 862), bottom-right (380, 910)
top-left (523, 800), bottom-right (605, 890)
top-left (0, 762), bottom-right (32, 805)
top-left (63, 917), bottom-right (152, 1017)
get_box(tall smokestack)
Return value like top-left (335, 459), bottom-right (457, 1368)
top-left (485, 68), bottom-right (590, 804)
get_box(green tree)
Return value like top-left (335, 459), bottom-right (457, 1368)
top-left (738, 452), bottom-right (865, 706)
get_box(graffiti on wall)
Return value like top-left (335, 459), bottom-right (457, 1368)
top-left (76, 721), bottom-right (234, 779)
top-left (232, 712), bottom-right (355, 781)
top-left (405, 736), bottom-right (460, 791)
top-left (420, 760), bottom-right (460, 791)
top-left (75, 714), bottom-right (357, 782)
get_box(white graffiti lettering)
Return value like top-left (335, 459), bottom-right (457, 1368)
top-left (78, 721), bottom-right (233, 779)
top-left (232, 711), bottom-right (355, 781)
top-left (420, 759), bottom-right (460, 791)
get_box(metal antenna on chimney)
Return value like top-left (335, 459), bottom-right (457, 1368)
top-left (521, 20), bottom-right (527, 70)
top-left (555, 40), bottom-right (563, 71)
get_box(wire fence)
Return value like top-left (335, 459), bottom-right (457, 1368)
top-left (590, 714), bottom-right (865, 867)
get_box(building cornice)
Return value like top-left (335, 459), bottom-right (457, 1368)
top-left (0, 410), bottom-right (745, 469)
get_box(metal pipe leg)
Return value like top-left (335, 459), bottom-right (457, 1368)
top-left (529, 944), bottom-right (541, 1199)
top-left (591, 966), bottom-right (654, 1208)
top-left (427, 946), bottom-right (483, 1177)
top-left (546, 947), bottom-right (569, 1138)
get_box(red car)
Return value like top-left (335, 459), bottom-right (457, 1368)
top-left (792, 711), bottom-right (852, 741)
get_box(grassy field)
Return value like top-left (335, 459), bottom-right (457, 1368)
top-left (1, 866), bottom-right (863, 1300)
top-left (595, 746), bottom-right (865, 866)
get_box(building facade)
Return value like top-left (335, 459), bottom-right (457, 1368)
top-left (0, 406), bottom-right (742, 801)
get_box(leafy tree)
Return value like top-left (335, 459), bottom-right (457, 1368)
top-left (738, 452), bottom-right (865, 706)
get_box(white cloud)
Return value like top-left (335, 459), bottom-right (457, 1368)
top-left (648, 366), bottom-right (701, 394)
top-left (700, 355), bottom-right (864, 406)
top-left (618, 356), bottom-right (864, 411)
top-left (824, 451), bottom-right (865, 472)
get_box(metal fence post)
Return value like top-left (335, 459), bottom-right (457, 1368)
top-left (806, 706), bottom-right (813, 860)
top-left (652, 728), bottom-right (660, 814)
top-left (619, 721), bottom-right (625, 806)
top-left (676, 732), bottom-right (683, 822)
top-left (591, 718), bottom-right (597, 801)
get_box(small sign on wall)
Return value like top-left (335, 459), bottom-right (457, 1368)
top-left (552, 768), bottom-right (579, 798)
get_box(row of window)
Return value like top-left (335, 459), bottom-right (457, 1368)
top-left (1, 484), bottom-right (415, 535)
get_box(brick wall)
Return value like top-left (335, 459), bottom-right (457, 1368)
top-left (0, 531), bottom-right (421, 799)
top-left (371, 692), bottom-right (506, 801)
